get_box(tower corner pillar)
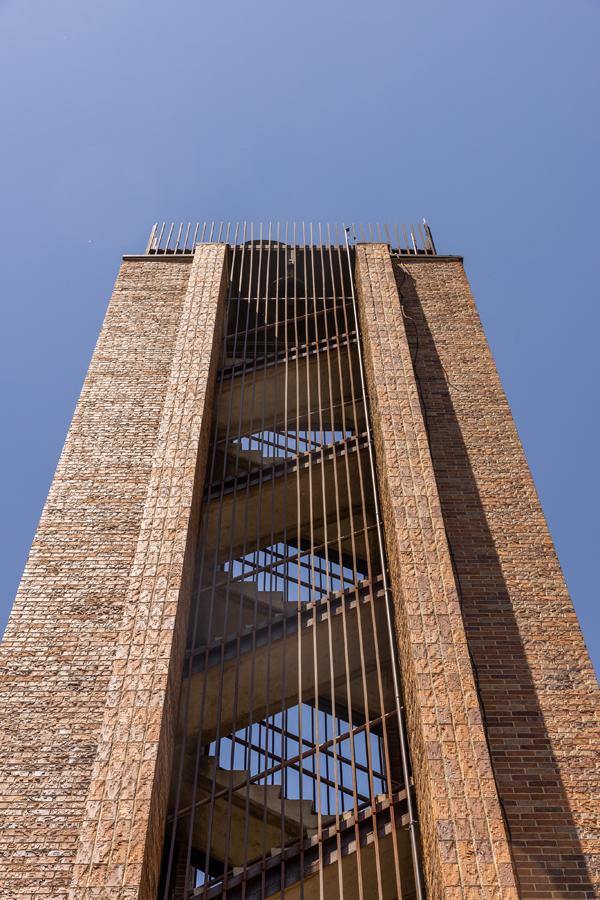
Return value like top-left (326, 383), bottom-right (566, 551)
top-left (354, 243), bottom-right (518, 899)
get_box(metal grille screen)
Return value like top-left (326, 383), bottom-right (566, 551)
top-left (160, 231), bottom-right (422, 900)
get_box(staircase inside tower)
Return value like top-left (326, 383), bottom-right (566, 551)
top-left (159, 236), bottom-right (421, 900)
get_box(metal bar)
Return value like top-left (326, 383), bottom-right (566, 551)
top-left (145, 223), bottom-right (157, 254)
top-left (423, 218), bottom-right (437, 254)
top-left (174, 222), bottom-right (183, 253)
top-left (306, 222), bottom-right (326, 897)
top-left (229, 719), bottom-right (386, 784)
top-left (343, 227), bottom-right (425, 900)
top-left (417, 221), bottom-right (427, 254)
top-left (173, 714), bottom-right (396, 819)
top-left (278, 219), bottom-right (290, 896)
top-left (339, 239), bottom-right (386, 900)
top-left (410, 226), bottom-right (418, 254)
top-left (322, 223), bottom-right (347, 896)
top-left (227, 222), bottom-right (258, 899)
top-left (156, 221), bottom-right (166, 253)
top-left (332, 237), bottom-right (367, 898)
top-left (165, 221), bottom-right (174, 253)
top-left (184, 227), bottom-right (245, 897)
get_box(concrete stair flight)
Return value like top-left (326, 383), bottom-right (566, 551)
top-left (173, 755), bottom-right (331, 871)
top-left (191, 578), bottom-right (288, 648)
top-left (181, 580), bottom-right (393, 745)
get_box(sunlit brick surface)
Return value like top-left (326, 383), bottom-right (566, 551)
top-left (0, 249), bottom-right (226, 898)
top-left (68, 246), bottom-right (226, 898)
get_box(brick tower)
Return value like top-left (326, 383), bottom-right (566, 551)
top-left (1, 223), bottom-right (598, 900)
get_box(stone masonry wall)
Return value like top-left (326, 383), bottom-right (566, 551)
top-left (67, 245), bottom-right (227, 899)
top-left (0, 247), bottom-right (227, 899)
top-left (0, 257), bottom-right (190, 898)
top-left (355, 244), bottom-right (518, 899)
top-left (396, 257), bottom-right (600, 898)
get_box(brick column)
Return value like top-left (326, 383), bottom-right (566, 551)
top-left (67, 244), bottom-right (227, 898)
top-left (355, 244), bottom-right (518, 899)
top-left (0, 257), bottom-right (193, 897)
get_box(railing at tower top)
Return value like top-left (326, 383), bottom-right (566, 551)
top-left (143, 221), bottom-right (437, 255)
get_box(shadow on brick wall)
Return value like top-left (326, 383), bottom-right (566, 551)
top-left (397, 267), bottom-right (595, 899)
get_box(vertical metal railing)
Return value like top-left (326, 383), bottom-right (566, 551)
top-left (144, 222), bottom-right (437, 257)
top-left (159, 232), bottom-right (424, 899)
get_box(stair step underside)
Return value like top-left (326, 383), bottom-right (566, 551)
top-left (179, 579), bottom-right (393, 744)
top-left (193, 792), bottom-right (416, 900)
top-left (213, 339), bottom-right (365, 442)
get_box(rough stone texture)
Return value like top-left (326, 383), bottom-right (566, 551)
top-left (67, 245), bottom-right (226, 898)
top-left (0, 247), bottom-right (226, 899)
top-left (355, 244), bottom-right (518, 899)
top-left (2, 237), bottom-right (597, 900)
top-left (395, 256), bottom-right (600, 898)
top-left (0, 257), bottom-right (190, 898)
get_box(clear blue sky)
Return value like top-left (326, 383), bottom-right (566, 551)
top-left (0, 0), bottom-right (598, 672)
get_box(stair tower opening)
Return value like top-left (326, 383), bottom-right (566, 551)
top-left (159, 232), bottom-right (423, 900)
